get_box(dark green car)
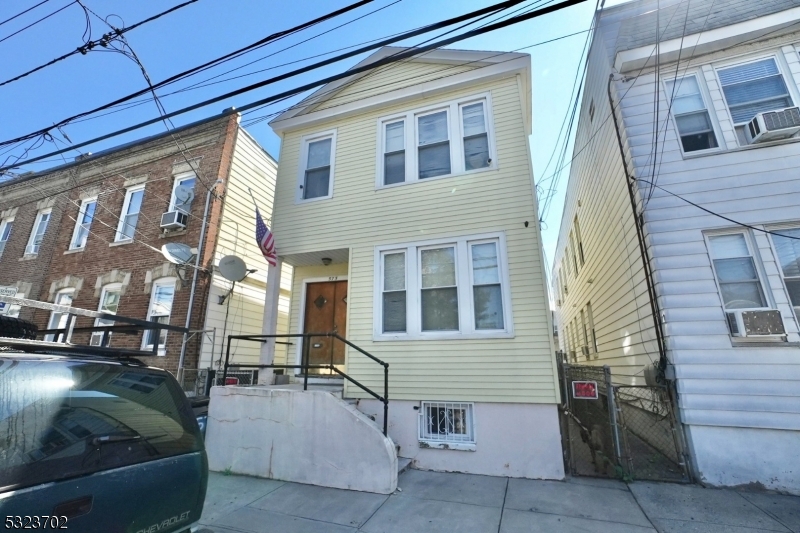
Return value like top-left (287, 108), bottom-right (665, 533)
top-left (0, 353), bottom-right (207, 533)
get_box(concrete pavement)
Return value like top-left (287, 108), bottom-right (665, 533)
top-left (198, 470), bottom-right (800, 533)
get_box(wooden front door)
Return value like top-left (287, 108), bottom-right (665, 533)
top-left (302, 280), bottom-right (347, 372)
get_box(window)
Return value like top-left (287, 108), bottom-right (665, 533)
top-left (298, 132), bottom-right (335, 201)
top-left (4, 293), bottom-right (22, 318)
top-left (560, 266), bottom-right (567, 295)
top-left (143, 278), bottom-right (175, 354)
top-left (770, 227), bottom-right (800, 316)
top-left (25, 209), bottom-right (51, 255)
top-left (717, 57), bottom-right (793, 143)
top-left (0, 217), bottom-right (13, 258)
top-left (574, 216), bottom-right (585, 266)
top-left (69, 198), bottom-right (96, 250)
top-left (115, 186), bottom-right (145, 241)
top-left (377, 94), bottom-right (495, 188)
top-left (569, 233), bottom-right (578, 274)
top-left (419, 402), bottom-right (475, 448)
top-left (586, 302), bottom-right (598, 354)
top-left (45, 289), bottom-right (74, 342)
top-left (664, 75), bottom-right (719, 152)
top-left (707, 233), bottom-right (768, 310)
top-left (90, 284), bottom-right (122, 346)
top-left (169, 172), bottom-right (197, 214)
top-left (580, 308), bottom-right (589, 360)
top-left (375, 234), bottom-right (511, 339)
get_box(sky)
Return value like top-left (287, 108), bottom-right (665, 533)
top-left (0, 0), bottom-right (629, 277)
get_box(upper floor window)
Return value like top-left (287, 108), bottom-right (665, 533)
top-left (375, 233), bottom-right (511, 339)
top-left (0, 217), bottom-right (13, 258)
top-left (115, 185), bottom-right (145, 242)
top-left (25, 209), bottom-right (51, 255)
top-left (665, 75), bottom-right (718, 152)
top-left (90, 283), bottom-right (122, 346)
top-left (377, 94), bottom-right (495, 188)
top-left (298, 131), bottom-right (335, 201)
top-left (169, 172), bottom-right (197, 214)
top-left (143, 278), bottom-right (175, 355)
top-left (707, 232), bottom-right (768, 310)
top-left (770, 227), bottom-right (800, 317)
top-left (717, 57), bottom-right (794, 143)
top-left (69, 198), bottom-right (96, 250)
top-left (574, 216), bottom-right (585, 266)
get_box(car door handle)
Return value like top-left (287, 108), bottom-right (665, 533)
top-left (54, 495), bottom-right (93, 519)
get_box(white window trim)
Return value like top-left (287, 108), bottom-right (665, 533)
top-left (168, 171), bottom-right (197, 213)
top-left (25, 208), bottom-right (52, 256)
top-left (0, 216), bottom-right (14, 258)
top-left (704, 229), bottom-right (773, 312)
top-left (91, 283), bottom-right (122, 346)
top-left (45, 288), bottom-right (75, 342)
top-left (69, 197), bottom-right (97, 250)
top-left (373, 232), bottom-right (514, 341)
top-left (766, 222), bottom-right (800, 326)
top-left (418, 401), bottom-right (476, 451)
top-left (115, 184), bottom-right (145, 242)
top-left (374, 92), bottom-right (498, 190)
top-left (662, 71), bottom-right (723, 156)
top-left (142, 277), bottom-right (176, 356)
top-left (295, 129), bottom-right (337, 204)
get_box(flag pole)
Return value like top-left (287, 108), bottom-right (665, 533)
top-left (247, 187), bottom-right (259, 210)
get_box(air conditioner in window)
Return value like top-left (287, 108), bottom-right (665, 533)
top-left (160, 210), bottom-right (188, 230)
top-left (745, 107), bottom-right (800, 144)
top-left (725, 310), bottom-right (786, 337)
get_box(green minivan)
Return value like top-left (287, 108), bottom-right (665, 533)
top-left (0, 352), bottom-right (208, 533)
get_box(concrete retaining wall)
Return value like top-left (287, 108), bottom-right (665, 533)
top-left (205, 386), bottom-right (397, 494)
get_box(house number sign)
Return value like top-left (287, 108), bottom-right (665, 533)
top-left (328, 276), bottom-right (338, 281)
top-left (572, 381), bottom-right (599, 400)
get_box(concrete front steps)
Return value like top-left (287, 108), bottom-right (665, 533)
top-left (205, 383), bottom-right (399, 494)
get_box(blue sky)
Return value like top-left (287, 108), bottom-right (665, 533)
top-left (0, 0), bottom-right (627, 273)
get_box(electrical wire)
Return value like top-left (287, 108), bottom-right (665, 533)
top-left (0, 0), bottom-right (51, 28)
top-left (0, 0), bottom-right (75, 45)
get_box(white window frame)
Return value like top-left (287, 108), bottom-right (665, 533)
top-left (0, 216), bottom-right (13, 258)
top-left (704, 230), bottom-right (772, 312)
top-left (142, 277), bottom-right (176, 356)
top-left (115, 184), bottom-right (145, 242)
top-left (90, 283), bottom-right (122, 346)
top-left (375, 92), bottom-right (497, 190)
top-left (766, 223), bottom-right (800, 324)
top-left (418, 401), bottom-right (476, 451)
top-left (373, 232), bottom-right (513, 340)
top-left (45, 288), bottom-right (75, 342)
top-left (168, 171), bottom-right (197, 213)
top-left (296, 129), bottom-right (337, 203)
top-left (662, 72), bottom-right (722, 156)
top-left (69, 197), bottom-right (97, 250)
top-left (25, 208), bottom-right (52, 255)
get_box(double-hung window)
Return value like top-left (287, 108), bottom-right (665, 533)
top-left (0, 217), bottom-right (13, 258)
top-left (45, 289), bottom-right (74, 342)
top-left (25, 209), bottom-right (51, 255)
top-left (770, 227), bottom-right (800, 316)
top-left (664, 75), bottom-right (718, 152)
top-left (377, 94), bottom-right (495, 187)
top-left (375, 234), bottom-right (511, 339)
top-left (707, 233), bottom-right (768, 310)
top-left (169, 172), bottom-right (197, 214)
top-left (298, 132), bottom-right (335, 201)
top-left (91, 284), bottom-right (122, 346)
top-left (717, 57), bottom-right (794, 144)
top-left (419, 401), bottom-right (475, 449)
top-left (143, 278), bottom-right (175, 354)
top-left (69, 198), bottom-right (96, 250)
top-left (116, 185), bottom-right (145, 241)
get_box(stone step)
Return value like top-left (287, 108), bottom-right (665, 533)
top-left (398, 457), bottom-right (412, 475)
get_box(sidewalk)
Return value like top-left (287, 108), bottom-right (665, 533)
top-left (198, 469), bottom-right (800, 533)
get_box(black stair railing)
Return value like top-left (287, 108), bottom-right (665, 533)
top-left (222, 333), bottom-right (389, 435)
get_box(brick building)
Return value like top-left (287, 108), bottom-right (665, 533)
top-left (0, 110), bottom-right (284, 379)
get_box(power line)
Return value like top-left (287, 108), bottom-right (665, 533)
top-left (0, 0), bottom-right (51, 28)
top-left (0, 0), bottom-right (588, 171)
top-left (0, 0), bottom-right (75, 45)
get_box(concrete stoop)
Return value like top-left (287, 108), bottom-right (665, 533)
top-left (205, 385), bottom-right (398, 494)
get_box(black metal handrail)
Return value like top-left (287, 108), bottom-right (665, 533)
top-left (222, 333), bottom-right (389, 435)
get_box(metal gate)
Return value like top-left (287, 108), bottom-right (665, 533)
top-left (559, 361), bottom-right (691, 482)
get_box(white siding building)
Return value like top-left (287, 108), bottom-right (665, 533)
top-left (554, 0), bottom-right (800, 493)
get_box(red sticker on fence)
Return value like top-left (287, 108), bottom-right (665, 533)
top-left (572, 381), bottom-right (598, 399)
top-left (225, 377), bottom-right (240, 385)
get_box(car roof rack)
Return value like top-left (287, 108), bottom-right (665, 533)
top-left (0, 295), bottom-right (189, 360)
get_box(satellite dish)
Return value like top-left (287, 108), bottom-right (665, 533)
top-left (174, 185), bottom-right (195, 206)
top-left (219, 255), bottom-right (248, 282)
top-left (161, 243), bottom-right (195, 265)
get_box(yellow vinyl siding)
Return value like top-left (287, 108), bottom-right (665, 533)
top-left (275, 72), bottom-right (557, 403)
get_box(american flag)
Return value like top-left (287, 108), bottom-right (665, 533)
top-left (255, 208), bottom-right (277, 267)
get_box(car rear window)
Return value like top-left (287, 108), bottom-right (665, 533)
top-left (0, 357), bottom-right (203, 492)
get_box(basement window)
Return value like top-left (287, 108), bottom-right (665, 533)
top-left (419, 401), bottom-right (475, 451)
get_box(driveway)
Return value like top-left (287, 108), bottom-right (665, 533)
top-left (198, 470), bottom-right (800, 533)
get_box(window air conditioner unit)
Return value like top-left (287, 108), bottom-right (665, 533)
top-left (725, 310), bottom-right (785, 337)
top-left (160, 210), bottom-right (188, 230)
top-left (745, 107), bottom-right (800, 144)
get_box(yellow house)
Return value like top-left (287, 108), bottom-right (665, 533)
top-left (263, 47), bottom-right (563, 478)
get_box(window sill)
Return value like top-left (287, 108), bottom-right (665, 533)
top-left (419, 440), bottom-right (476, 452)
top-left (64, 247), bottom-right (85, 255)
top-left (682, 134), bottom-right (800, 160)
top-left (731, 337), bottom-right (797, 348)
top-left (18, 254), bottom-right (38, 261)
top-left (375, 165), bottom-right (499, 191)
top-left (294, 194), bottom-right (333, 205)
top-left (374, 330), bottom-right (514, 342)
top-left (109, 239), bottom-right (134, 247)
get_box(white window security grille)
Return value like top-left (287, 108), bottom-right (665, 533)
top-left (664, 75), bottom-right (719, 152)
top-left (419, 402), bottom-right (475, 444)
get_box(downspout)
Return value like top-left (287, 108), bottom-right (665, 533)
top-left (177, 179), bottom-right (223, 385)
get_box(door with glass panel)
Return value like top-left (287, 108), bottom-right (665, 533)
top-left (302, 281), bottom-right (347, 374)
